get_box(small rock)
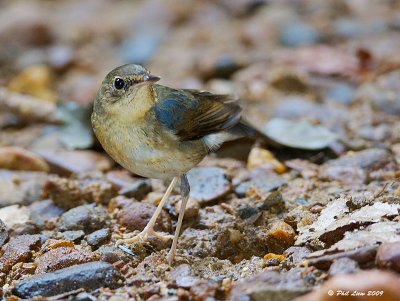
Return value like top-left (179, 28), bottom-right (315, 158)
top-left (13, 261), bottom-right (123, 298)
top-left (167, 264), bottom-right (192, 282)
top-left (176, 276), bottom-right (201, 289)
top-left (62, 230), bottom-right (85, 242)
top-left (229, 269), bottom-right (311, 301)
top-left (187, 167), bottom-right (231, 205)
top-left (97, 246), bottom-right (135, 264)
top-left (263, 253), bottom-right (285, 266)
top-left (264, 118), bottom-right (337, 150)
top-left (29, 199), bottom-right (64, 229)
top-left (0, 147), bottom-right (49, 172)
top-left (105, 170), bottom-right (137, 189)
top-left (119, 26), bottom-right (165, 65)
top-left (43, 175), bottom-right (118, 209)
top-left (284, 247), bottom-right (311, 265)
top-left (0, 205), bottom-right (31, 233)
top-left (198, 54), bottom-right (244, 80)
top-left (357, 70), bottom-right (400, 116)
top-left (334, 18), bottom-right (365, 39)
top-left (0, 87), bottom-right (56, 124)
top-left (266, 221), bottom-right (296, 254)
top-left (326, 83), bottom-right (355, 105)
top-left (189, 280), bottom-right (218, 300)
top-left (35, 246), bottom-right (98, 274)
top-left (8, 65), bottom-right (56, 102)
top-left (74, 292), bottom-right (97, 301)
top-left (58, 204), bottom-right (109, 233)
top-left (0, 170), bottom-right (48, 207)
top-left (247, 147), bottom-right (286, 173)
top-left (174, 197), bottom-right (200, 220)
top-left (87, 228), bottom-right (111, 246)
top-left (0, 219), bottom-right (8, 247)
top-left (37, 149), bottom-right (113, 175)
top-left (1, 234), bottom-right (42, 273)
top-left (329, 257), bottom-right (358, 277)
top-left (118, 201), bottom-right (171, 233)
top-left (319, 165), bottom-right (367, 184)
top-left (307, 245), bottom-right (377, 270)
top-left (260, 191), bottom-right (286, 214)
top-left (376, 242), bottom-right (400, 272)
top-left (47, 45), bottom-right (74, 71)
top-left (320, 148), bottom-right (391, 183)
top-left (294, 270), bottom-right (400, 301)
top-left (235, 177), bottom-right (284, 198)
top-left (42, 176), bottom-right (84, 209)
top-left (119, 179), bottom-right (152, 200)
top-left (280, 22), bottom-right (319, 47)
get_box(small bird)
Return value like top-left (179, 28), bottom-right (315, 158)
top-left (92, 64), bottom-right (275, 264)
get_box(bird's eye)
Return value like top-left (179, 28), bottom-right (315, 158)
top-left (114, 77), bottom-right (125, 90)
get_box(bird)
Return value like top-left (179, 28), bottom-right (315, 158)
top-left (92, 64), bottom-right (277, 264)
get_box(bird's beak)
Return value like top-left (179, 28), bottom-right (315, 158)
top-left (144, 74), bottom-right (161, 83)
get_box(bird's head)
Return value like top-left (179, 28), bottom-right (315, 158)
top-left (93, 64), bottom-right (160, 117)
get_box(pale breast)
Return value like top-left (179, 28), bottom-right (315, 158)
top-left (93, 116), bottom-right (207, 180)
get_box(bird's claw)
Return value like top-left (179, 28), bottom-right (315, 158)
top-left (116, 227), bottom-right (173, 246)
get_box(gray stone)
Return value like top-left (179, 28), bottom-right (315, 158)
top-left (13, 261), bottom-right (123, 298)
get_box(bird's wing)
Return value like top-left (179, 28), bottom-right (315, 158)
top-left (153, 85), bottom-right (242, 141)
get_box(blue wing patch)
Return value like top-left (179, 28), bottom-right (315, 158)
top-left (154, 99), bottom-right (185, 131)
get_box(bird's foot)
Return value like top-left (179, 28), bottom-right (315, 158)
top-left (116, 227), bottom-right (173, 246)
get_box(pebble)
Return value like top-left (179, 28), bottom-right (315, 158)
top-left (376, 242), bottom-right (400, 272)
top-left (0, 147), bottom-right (49, 172)
top-left (187, 167), bottom-right (231, 205)
top-left (119, 26), bottom-right (165, 65)
top-left (265, 221), bottom-right (295, 254)
top-left (43, 175), bottom-right (119, 209)
top-left (62, 230), bottom-right (85, 242)
top-left (35, 246), bottom-right (98, 274)
top-left (229, 269), bottom-right (310, 301)
top-left (260, 191), bottom-right (286, 214)
top-left (357, 71), bottom-right (400, 116)
top-left (247, 147), bottom-right (286, 173)
top-left (97, 246), bottom-right (135, 264)
top-left (0, 170), bottom-right (48, 207)
top-left (279, 22), bottom-right (319, 47)
top-left (283, 247), bottom-right (311, 265)
top-left (1, 234), bottom-right (42, 273)
top-left (74, 292), bottom-right (97, 301)
top-left (58, 204), bottom-right (109, 233)
top-left (326, 83), bottom-right (355, 105)
top-left (307, 245), bottom-right (377, 270)
top-left (36, 149), bottom-right (113, 176)
top-left (328, 257), bottom-right (359, 277)
top-left (87, 228), bottom-right (111, 246)
top-left (0, 218), bottom-right (8, 247)
top-left (119, 179), bottom-right (152, 200)
top-left (174, 197), bottom-right (200, 220)
top-left (118, 201), bottom-right (171, 233)
top-left (47, 45), bottom-right (74, 71)
top-left (13, 261), bottom-right (123, 298)
top-left (42, 176), bottom-right (85, 209)
top-left (0, 205), bottom-right (31, 231)
top-left (8, 65), bottom-right (57, 102)
top-left (29, 199), bottom-right (64, 229)
top-left (235, 176), bottom-right (284, 198)
top-left (198, 54), bottom-right (244, 80)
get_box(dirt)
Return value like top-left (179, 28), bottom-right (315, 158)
top-left (1, 0), bottom-right (400, 300)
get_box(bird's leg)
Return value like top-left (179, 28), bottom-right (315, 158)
top-left (167, 174), bottom-right (190, 265)
top-left (116, 176), bottom-right (179, 245)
